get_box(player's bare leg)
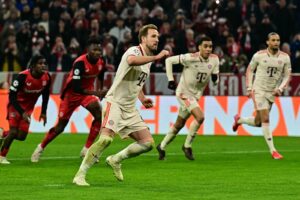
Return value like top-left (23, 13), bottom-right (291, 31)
top-left (182, 107), bottom-right (204, 160)
top-left (258, 109), bottom-right (282, 159)
top-left (31, 119), bottom-right (68, 162)
top-left (0, 127), bottom-right (19, 164)
top-left (157, 116), bottom-right (186, 160)
top-left (0, 127), bottom-right (9, 149)
top-left (106, 129), bottom-right (154, 181)
top-left (81, 101), bottom-right (102, 158)
top-left (73, 128), bottom-right (115, 186)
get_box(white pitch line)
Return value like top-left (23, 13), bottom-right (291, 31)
top-left (44, 184), bottom-right (66, 187)
top-left (7, 149), bottom-right (300, 161)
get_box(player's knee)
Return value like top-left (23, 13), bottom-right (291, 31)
top-left (195, 116), bottom-right (204, 124)
top-left (16, 132), bottom-right (27, 141)
top-left (96, 134), bottom-right (113, 147)
top-left (174, 122), bottom-right (184, 131)
top-left (141, 141), bottom-right (154, 152)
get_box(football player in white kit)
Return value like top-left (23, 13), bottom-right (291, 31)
top-left (73, 24), bottom-right (169, 186)
top-left (232, 32), bottom-right (291, 160)
top-left (156, 36), bottom-right (219, 160)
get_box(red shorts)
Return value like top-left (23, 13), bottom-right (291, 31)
top-left (58, 93), bottom-right (100, 120)
top-left (7, 105), bottom-right (32, 133)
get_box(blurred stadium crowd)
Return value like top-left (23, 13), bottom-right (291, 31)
top-left (0, 0), bottom-right (300, 73)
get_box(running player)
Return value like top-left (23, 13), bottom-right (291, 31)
top-left (232, 32), bottom-right (291, 159)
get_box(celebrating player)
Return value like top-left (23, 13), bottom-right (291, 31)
top-left (232, 32), bottom-right (291, 159)
top-left (156, 36), bottom-right (219, 160)
top-left (31, 36), bottom-right (107, 162)
top-left (0, 55), bottom-right (51, 164)
top-left (73, 24), bottom-right (169, 186)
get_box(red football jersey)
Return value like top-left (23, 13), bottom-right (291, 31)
top-left (61, 54), bottom-right (105, 98)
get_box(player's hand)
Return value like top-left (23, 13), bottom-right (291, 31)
top-left (142, 98), bottom-right (153, 109)
top-left (168, 81), bottom-right (177, 90)
top-left (272, 88), bottom-right (282, 96)
top-left (246, 89), bottom-right (252, 98)
top-left (96, 89), bottom-right (108, 99)
top-left (39, 114), bottom-right (47, 126)
top-left (22, 112), bottom-right (31, 123)
top-left (155, 50), bottom-right (170, 60)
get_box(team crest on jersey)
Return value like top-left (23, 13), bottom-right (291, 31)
top-left (26, 82), bottom-right (32, 86)
top-left (42, 81), bottom-right (47, 86)
top-left (98, 64), bottom-right (102, 71)
top-left (59, 112), bottom-right (64, 117)
top-left (133, 48), bottom-right (141, 55)
top-left (263, 60), bottom-right (267, 63)
top-left (278, 60), bottom-right (282, 64)
top-left (108, 120), bottom-right (114, 125)
top-left (208, 64), bottom-right (212, 69)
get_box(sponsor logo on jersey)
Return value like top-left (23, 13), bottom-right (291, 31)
top-left (26, 82), bottom-right (32, 86)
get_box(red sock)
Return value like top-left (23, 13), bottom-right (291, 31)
top-left (41, 128), bottom-right (59, 149)
top-left (85, 121), bottom-right (101, 148)
top-left (0, 148), bottom-right (9, 157)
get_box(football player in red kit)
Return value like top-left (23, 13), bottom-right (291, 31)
top-left (31, 36), bottom-right (107, 162)
top-left (0, 55), bottom-right (51, 164)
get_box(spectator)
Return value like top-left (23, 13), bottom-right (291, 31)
top-left (108, 17), bottom-right (131, 44)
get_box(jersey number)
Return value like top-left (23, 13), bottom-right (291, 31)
top-left (137, 72), bottom-right (148, 86)
top-left (267, 67), bottom-right (277, 77)
top-left (196, 72), bottom-right (207, 83)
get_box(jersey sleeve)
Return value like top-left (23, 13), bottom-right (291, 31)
top-left (41, 73), bottom-right (51, 114)
top-left (9, 74), bottom-right (26, 115)
top-left (72, 61), bottom-right (85, 94)
top-left (212, 57), bottom-right (220, 74)
top-left (126, 46), bottom-right (142, 57)
top-left (179, 53), bottom-right (191, 66)
top-left (248, 53), bottom-right (259, 71)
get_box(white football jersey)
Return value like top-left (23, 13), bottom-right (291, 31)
top-left (248, 49), bottom-right (291, 92)
top-left (176, 52), bottom-right (219, 99)
top-left (106, 45), bottom-right (151, 109)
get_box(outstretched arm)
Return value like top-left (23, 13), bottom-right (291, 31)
top-left (127, 50), bottom-right (169, 66)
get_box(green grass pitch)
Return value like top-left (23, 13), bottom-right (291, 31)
top-left (1, 134), bottom-right (300, 200)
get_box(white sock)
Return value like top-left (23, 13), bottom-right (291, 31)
top-left (113, 142), bottom-right (153, 163)
top-left (184, 120), bottom-right (200, 148)
top-left (160, 127), bottom-right (178, 150)
top-left (238, 117), bottom-right (256, 126)
top-left (77, 135), bottom-right (113, 175)
top-left (262, 123), bottom-right (276, 153)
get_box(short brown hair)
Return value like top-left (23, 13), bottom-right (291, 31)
top-left (138, 24), bottom-right (158, 43)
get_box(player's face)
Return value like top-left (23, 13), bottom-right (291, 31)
top-left (33, 58), bottom-right (47, 75)
top-left (88, 44), bottom-right (102, 61)
top-left (144, 29), bottom-right (159, 53)
top-left (267, 34), bottom-right (280, 51)
top-left (199, 41), bottom-right (213, 58)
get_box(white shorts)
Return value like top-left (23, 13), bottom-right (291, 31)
top-left (252, 90), bottom-right (274, 110)
top-left (102, 101), bottom-right (148, 139)
top-left (176, 93), bottom-right (201, 119)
